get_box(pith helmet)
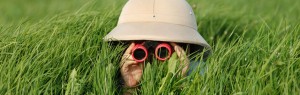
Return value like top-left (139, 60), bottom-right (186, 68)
top-left (104, 0), bottom-right (211, 55)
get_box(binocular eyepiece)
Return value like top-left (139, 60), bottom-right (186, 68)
top-left (132, 42), bottom-right (172, 62)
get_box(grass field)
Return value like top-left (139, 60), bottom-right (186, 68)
top-left (0, 0), bottom-right (299, 94)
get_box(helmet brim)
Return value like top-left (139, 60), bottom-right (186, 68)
top-left (103, 22), bottom-right (212, 56)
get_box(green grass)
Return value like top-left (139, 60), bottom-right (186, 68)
top-left (0, 0), bottom-right (299, 94)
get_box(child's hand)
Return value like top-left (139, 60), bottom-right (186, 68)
top-left (120, 43), bottom-right (143, 87)
top-left (170, 43), bottom-right (190, 77)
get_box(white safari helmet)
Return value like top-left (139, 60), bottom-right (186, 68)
top-left (104, 0), bottom-right (212, 57)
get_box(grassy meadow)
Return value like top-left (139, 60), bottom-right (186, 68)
top-left (0, 0), bottom-right (299, 94)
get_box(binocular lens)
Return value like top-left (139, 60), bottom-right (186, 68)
top-left (133, 49), bottom-right (146, 60)
top-left (157, 47), bottom-right (169, 59)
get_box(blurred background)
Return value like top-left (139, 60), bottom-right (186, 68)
top-left (1, 0), bottom-right (299, 43)
top-left (0, 0), bottom-right (125, 25)
top-left (1, 0), bottom-right (299, 25)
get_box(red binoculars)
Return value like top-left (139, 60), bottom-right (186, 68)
top-left (131, 41), bottom-right (173, 62)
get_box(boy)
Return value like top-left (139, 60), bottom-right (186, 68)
top-left (120, 42), bottom-right (190, 88)
top-left (103, 0), bottom-right (212, 94)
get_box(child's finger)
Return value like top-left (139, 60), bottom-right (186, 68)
top-left (121, 55), bottom-right (136, 67)
top-left (170, 42), bottom-right (179, 48)
top-left (121, 54), bottom-right (134, 61)
top-left (127, 55), bottom-right (134, 61)
top-left (181, 65), bottom-right (189, 77)
top-left (170, 42), bottom-right (181, 56)
top-left (170, 43), bottom-right (189, 76)
top-left (171, 43), bottom-right (187, 60)
top-left (121, 60), bottom-right (138, 70)
top-left (124, 43), bottom-right (135, 54)
top-left (170, 42), bottom-right (185, 57)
